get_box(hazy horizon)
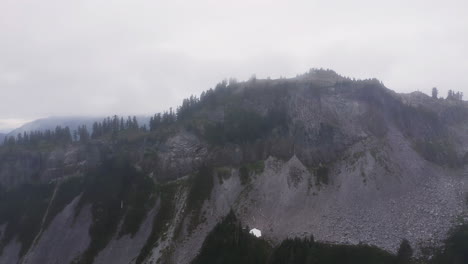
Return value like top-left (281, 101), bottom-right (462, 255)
top-left (1, 0), bottom-right (467, 130)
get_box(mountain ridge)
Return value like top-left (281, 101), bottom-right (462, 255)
top-left (4, 116), bottom-right (153, 138)
top-left (0, 69), bottom-right (467, 264)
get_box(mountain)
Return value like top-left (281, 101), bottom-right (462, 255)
top-left (0, 69), bottom-right (467, 264)
top-left (6, 116), bottom-right (103, 137)
top-left (5, 116), bottom-right (151, 138)
top-left (0, 133), bottom-right (5, 144)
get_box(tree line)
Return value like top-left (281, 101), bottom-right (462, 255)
top-left (4, 77), bottom-right (464, 148)
top-left (2, 126), bottom-right (72, 147)
top-left (1, 77), bottom-right (245, 147)
top-left (2, 115), bottom-right (148, 147)
top-left (431, 87), bottom-right (463, 100)
top-left (90, 115), bottom-right (146, 139)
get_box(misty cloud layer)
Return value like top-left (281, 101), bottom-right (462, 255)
top-left (1, 0), bottom-right (467, 129)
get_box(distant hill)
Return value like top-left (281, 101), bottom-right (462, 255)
top-left (5, 116), bottom-right (151, 139)
top-left (0, 133), bottom-right (5, 144)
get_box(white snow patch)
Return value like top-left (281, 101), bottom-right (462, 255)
top-left (249, 228), bottom-right (262, 238)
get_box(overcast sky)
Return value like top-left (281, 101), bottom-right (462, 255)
top-left (1, 0), bottom-right (467, 131)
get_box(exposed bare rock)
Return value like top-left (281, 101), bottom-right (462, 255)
top-left (0, 238), bottom-right (21, 264)
top-left (21, 197), bottom-right (92, 264)
top-left (94, 205), bottom-right (157, 264)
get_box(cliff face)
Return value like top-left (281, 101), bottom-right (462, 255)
top-left (0, 70), bottom-right (467, 264)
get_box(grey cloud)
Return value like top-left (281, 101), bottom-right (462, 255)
top-left (0, 0), bottom-right (467, 128)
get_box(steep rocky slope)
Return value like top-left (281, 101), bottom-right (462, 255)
top-left (0, 70), bottom-right (467, 264)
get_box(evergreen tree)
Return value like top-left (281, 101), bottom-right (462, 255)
top-left (77, 125), bottom-right (90, 142)
top-left (432, 87), bottom-right (438, 99)
top-left (120, 117), bottom-right (125, 131)
top-left (447, 90), bottom-right (454, 100)
top-left (73, 130), bottom-right (78, 141)
top-left (396, 239), bottom-right (413, 264)
top-left (132, 116), bottom-right (139, 130)
top-left (91, 122), bottom-right (99, 139)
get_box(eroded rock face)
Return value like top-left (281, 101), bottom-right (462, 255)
top-left (0, 238), bottom-right (21, 264)
top-left (237, 150), bottom-right (466, 254)
top-left (0, 144), bottom-right (102, 189)
top-left (155, 131), bottom-right (208, 181)
top-left (158, 149), bottom-right (465, 264)
top-left (21, 197), bottom-right (92, 264)
top-left (93, 205), bottom-right (157, 264)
